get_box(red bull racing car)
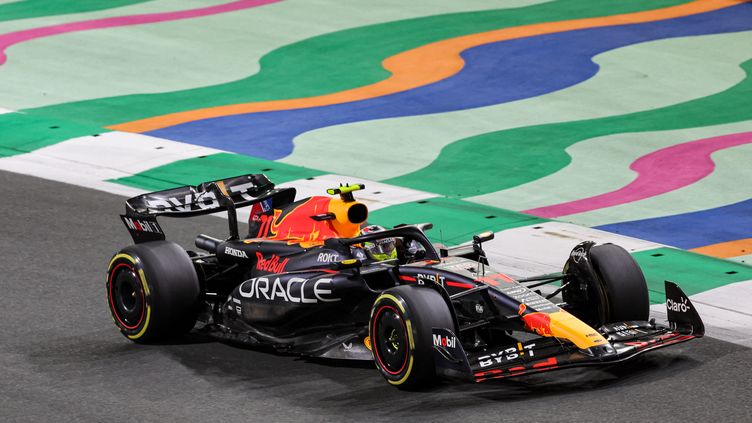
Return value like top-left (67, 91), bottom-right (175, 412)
top-left (107, 173), bottom-right (704, 389)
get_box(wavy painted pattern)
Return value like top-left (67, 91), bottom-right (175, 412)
top-left (1, 0), bottom-right (751, 265)
top-left (467, 118), bottom-right (752, 215)
top-left (140, 3), bottom-right (752, 159)
top-left (0, 0), bottom-right (154, 23)
top-left (284, 31), bottom-right (752, 180)
top-left (524, 131), bottom-right (752, 218)
top-left (112, 0), bottom-right (729, 132)
top-left (596, 199), bottom-right (752, 250)
top-left (0, 0), bottom-right (281, 65)
top-left (0, 0), bottom-right (558, 150)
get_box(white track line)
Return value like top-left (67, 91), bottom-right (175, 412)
top-left (278, 174), bottom-right (436, 212)
top-left (484, 221), bottom-right (665, 278)
top-left (0, 131), bottom-right (221, 196)
top-left (225, 175), bottom-right (436, 226)
top-left (0, 133), bottom-right (436, 224)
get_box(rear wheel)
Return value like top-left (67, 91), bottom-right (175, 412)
top-left (106, 241), bottom-right (200, 343)
top-left (369, 285), bottom-right (453, 389)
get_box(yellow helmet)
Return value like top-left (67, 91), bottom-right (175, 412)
top-left (361, 225), bottom-right (397, 261)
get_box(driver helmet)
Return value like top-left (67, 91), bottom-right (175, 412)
top-left (361, 225), bottom-right (398, 261)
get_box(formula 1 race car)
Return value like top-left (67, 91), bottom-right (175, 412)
top-left (106, 174), bottom-right (704, 389)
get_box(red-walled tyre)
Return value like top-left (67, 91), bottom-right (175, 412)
top-left (106, 241), bottom-right (200, 343)
top-left (369, 285), bottom-right (453, 390)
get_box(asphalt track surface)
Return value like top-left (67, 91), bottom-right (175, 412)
top-left (1, 170), bottom-right (751, 422)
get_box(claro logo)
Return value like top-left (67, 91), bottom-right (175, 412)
top-left (667, 297), bottom-right (690, 313)
top-left (238, 277), bottom-right (340, 303)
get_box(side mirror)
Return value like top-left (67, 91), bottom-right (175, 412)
top-left (473, 231), bottom-right (495, 244)
top-left (472, 231), bottom-right (494, 257)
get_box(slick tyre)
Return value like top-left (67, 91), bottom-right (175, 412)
top-left (106, 241), bottom-right (200, 343)
top-left (369, 285), bottom-right (453, 390)
top-left (590, 243), bottom-right (650, 324)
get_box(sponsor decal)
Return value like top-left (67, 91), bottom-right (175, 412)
top-left (570, 247), bottom-right (586, 263)
top-left (518, 304), bottom-right (554, 336)
top-left (224, 246), bottom-right (248, 259)
top-left (432, 333), bottom-right (457, 349)
top-left (122, 217), bottom-right (162, 234)
top-left (249, 198), bottom-right (273, 223)
top-left (437, 258), bottom-right (475, 270)
top-left (259, 197), bottom-right (273, 212)
top-left (478, 343), bottom-right (536, 368)
top-left (255, 252), bottom-right (289, 273)
top-left (317, 252), bottom-right (340, 263)
top-left (492, 282), bottom-right (559, 313)
top-left (667, 297), bottom-right (691, 313)
top-left (431, 328), bottom-right (465, 363)
top-left (238, 276), bottom-right (340, 303)
top-left (475, 303), bottom-right (485, 314)
top-left (609, 323), bottom-right (647, 337)
top-left (416, 273), bottom-right (445, 286)
top-left (352, 248), bottom-right (368, 260)
top-left (146, 192), bottom-right (218, 212)
top-left (144, 181), bottom-right (262, 213)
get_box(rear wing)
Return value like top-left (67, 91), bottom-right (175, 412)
top-left (121, 173), bottom-right (295, 243)
top-left (124, 174), bottom-right (293, 217)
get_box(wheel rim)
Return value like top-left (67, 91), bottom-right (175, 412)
top-left (109, 263), bottom-right (145, 330)
top-left (373, 305), bottom-right (409, 375)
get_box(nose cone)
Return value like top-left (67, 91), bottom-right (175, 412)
top-left (520, 312), bottom-right (554, 336)
top-left (520, 309), bottom-right (608, 350)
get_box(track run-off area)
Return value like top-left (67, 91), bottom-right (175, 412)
top-left (1, 1), bottom-right (751, 421)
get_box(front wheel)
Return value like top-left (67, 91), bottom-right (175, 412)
top-left (563, 243), bottom-right (649, 327)
top-left (369, 285), bottom-right (454, 389)
top-left (106, 241), bottom-right (200, 343)
top-left (590, 243), bottom-right (649, 324)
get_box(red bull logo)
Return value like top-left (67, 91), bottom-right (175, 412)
top-left (255, 252), bottom-right (289, 273)
top-left (518, 304), bottom-right (554, 337)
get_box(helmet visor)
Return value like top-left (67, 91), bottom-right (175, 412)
top-left (367, 238), bottom-right (397, 261)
